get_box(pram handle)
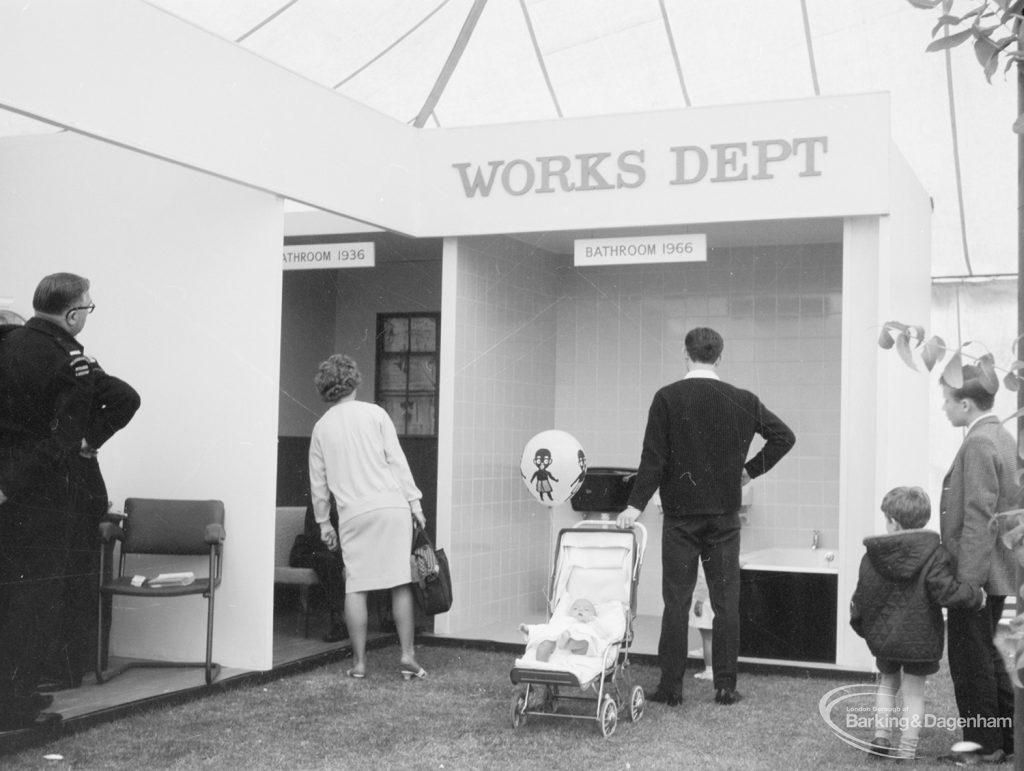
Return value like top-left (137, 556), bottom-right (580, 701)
top-left (571, 520), bottom-right (647, 566)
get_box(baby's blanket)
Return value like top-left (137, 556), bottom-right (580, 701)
top-left (514, 600), bottom-right (627, 687)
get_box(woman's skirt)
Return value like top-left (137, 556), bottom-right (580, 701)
top-left (339, 504), bottom-right (413, 593)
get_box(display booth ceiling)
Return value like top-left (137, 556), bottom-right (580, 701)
top-left (0, 0), bottom-right (1015, 278)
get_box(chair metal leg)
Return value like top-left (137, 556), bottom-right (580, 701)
top-left (96, 590), bottom-right (106, 685)
top-left (205, 586), bottom-right (218, 685)
top-left (96, 589), bottom-right (221, 686)
top-left (300, 585), bottom-right (311, 638)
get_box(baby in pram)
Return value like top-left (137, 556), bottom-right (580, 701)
top-left (519, 598), bottom-right (613, 662)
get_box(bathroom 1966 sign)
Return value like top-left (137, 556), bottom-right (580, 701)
top-left (574, 234), bottom-right (707, 267)
top-left (282, 242), bottom-right (375, 271)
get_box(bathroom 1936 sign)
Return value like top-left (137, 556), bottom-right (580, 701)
top-left (282, 242), bottom-right (375, 270)
top-left (574, 234), bottom-right (707, 267)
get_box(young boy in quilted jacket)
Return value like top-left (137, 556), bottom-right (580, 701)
top-left (850, 486), bottom-right (985, 760)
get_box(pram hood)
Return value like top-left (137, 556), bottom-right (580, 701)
top-left (548, 524), bottom-right (645, 620)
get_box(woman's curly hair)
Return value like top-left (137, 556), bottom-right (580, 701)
top-left (315, 354), bottom-right (362, 403)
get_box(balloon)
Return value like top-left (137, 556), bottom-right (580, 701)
top-left (520, 430), bottom-right (587, 507)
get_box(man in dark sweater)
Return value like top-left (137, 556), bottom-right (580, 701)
top-left (617, 327), bottom-right (794, 707)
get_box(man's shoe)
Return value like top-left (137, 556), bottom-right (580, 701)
top-left (939, 748), bottom-right (1007, 765)
top-left (869, 736), bottom-right (892, 757)
top-left (714, 687), bottom-right (742, 705)
top-left (323, 623), bottom-right (347, 643)
top-left (647, 688), bottom-right (682, 707)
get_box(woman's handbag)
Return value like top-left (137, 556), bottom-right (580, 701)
top-left (411, 518), bottom-right (453, 615)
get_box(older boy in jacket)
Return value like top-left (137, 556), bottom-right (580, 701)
top-left (850, 486), bottom-right (984, 760)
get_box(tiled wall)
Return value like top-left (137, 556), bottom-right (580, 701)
top-left (554, 243), bottom-right (843, 554)
top-left (448, 237), bottom-right (843, 632)
top-left (447, 237), bottom-right (567, 630)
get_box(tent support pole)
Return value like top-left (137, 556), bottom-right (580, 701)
top-left (413, 0), bottom-right (489, 128)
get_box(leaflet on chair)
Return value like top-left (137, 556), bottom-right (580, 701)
top-left (147, 572), bottom-right (195, 587)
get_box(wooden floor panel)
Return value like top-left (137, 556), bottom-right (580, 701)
top-left (0, 609), bottom-right (354, 746)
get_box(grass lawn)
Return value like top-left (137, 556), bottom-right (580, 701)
top-left (0, 641), bottom-right (990, 770)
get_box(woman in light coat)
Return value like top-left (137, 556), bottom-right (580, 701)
top-left (309, 354), bottom-right (426, 679)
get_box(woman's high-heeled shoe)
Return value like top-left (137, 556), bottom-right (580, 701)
top-left (399, 665), bottom-right (426, 680)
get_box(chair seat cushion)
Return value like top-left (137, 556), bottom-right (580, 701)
top-left (274, 566), bottom-right (320, 586)
top-left (101, 576), bottom-right (217, 597)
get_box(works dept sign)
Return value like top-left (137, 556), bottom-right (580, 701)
top-left (450, 137), bottom-right (828, 199)
top-left (418, 93), bottom-right (891, 237)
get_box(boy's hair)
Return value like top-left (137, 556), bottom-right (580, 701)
top-left (941, 364), bottom-right (996, 411)
top-left (881, 486), bottom-right (931, 530)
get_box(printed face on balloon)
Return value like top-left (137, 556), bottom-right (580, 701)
top-left (520, 430), bottom-right (587, 507)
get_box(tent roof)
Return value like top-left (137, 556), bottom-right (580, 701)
top-left (0, 0), bottom-right (1016, 277)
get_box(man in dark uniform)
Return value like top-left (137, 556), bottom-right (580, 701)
top-left (48, 366), bottom-right (139, 689)
top-left (0, 273), bottom-right (138, 730)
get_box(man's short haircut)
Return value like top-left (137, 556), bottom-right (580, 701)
top-left (942, 364), bottom-right (996, 411)
top-left (684, 327), bottom-right (724, 364)
top-left (32, 273), bottom-right (90, 315)
top-left (881, 486), bottom-right (931, 530)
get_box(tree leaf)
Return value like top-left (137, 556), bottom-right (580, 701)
top-left (922, 335), bottom-right (947, 371)
top-left (1003, 359), bottom-right (1024, 391)
top-left (926, 27), bottom-right (976, 51)
top-left (907, 0), bottom-right (942, 8)
top-left (974, 34), bottom-right (1002, 80)
top-left (959, 5), bottom-right (986, 22)
top-left (941, 352), bottom-right (963, 387)
top-left (896, 332), bottom-right (919, 371)
top-left (877, 321), bottom-right (907, 350)
top-left (978, 355), bottom-right (1000, 393)
top-left (933, 14), bottom-right (961, 34)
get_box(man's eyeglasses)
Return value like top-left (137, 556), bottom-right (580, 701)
top-left (66, 303), bottom-right (95, 318)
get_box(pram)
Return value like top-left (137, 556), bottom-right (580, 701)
top-left (509, 521), bottom-right (647, 738)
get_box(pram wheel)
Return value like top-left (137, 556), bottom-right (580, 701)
top-left (510, 690), bottom-right (528, 729)
top-left (628, 685), bottom-right (645, 722)
top-left (599, 694), bottom-right (618, 738)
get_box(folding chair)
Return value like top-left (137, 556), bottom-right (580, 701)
top-left (96, 497), bottom-right (226, 685)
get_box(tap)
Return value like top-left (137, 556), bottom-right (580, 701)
top-left (811, 530), bottom-right (820, 550)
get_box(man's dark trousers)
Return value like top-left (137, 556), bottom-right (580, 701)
top-left (947, 599), bottom-right (1014, 754)
top-left (0, 487), bottom-right (70, 717)
top-left (658, 512), bottom-right (742, 697)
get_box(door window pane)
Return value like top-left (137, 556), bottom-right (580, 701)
top-left (407, 355), bottom-right (437, 390)
top-left (381, 317), bottom-right (410, 353)
top-left (375, 313), bottom-right (439, 437)
top-left (410, 317), bottom-right (437, 352)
